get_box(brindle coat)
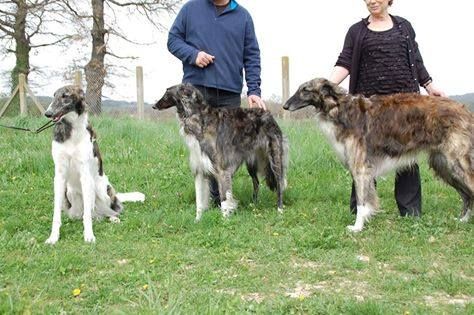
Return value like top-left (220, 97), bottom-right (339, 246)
top-left (284, 78), bottom-right (473, 232)
top-left (153, 83), bottom-right (289, 221)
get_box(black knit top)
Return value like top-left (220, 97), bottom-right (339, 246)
top-left (356, 26), bottom-right (418, 96)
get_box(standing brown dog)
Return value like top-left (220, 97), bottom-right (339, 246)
top-left (284, 78), bottom-right (473, 232)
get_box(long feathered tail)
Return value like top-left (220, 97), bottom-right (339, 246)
top-left (116, 192), bottom-right (145, 203)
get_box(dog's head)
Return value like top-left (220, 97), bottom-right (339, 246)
top-left (44, 85), bottom-right (87, 122)
top-left (152, 83), bottom-right (205, 117)
top-left (283, 78), bottom-right (346, 116)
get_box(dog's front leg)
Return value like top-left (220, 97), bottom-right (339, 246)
top-left (218, 172), bottom-right (238, 218)
top-left (79, 163), bottom-right (96, 243)
top-left (45, 162), bottom-right (68, 245)
top-left (348, 171), bottom-right (376, 233)
top-left (194, 172), bottom-right (209, 222)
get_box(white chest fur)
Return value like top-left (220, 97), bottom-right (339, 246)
top-left (180, 126), bottom-right (214, 175)
top-left (316, 116), bottom-right (346, 162)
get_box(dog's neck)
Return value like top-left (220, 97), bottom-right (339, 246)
top-left (53, 112), bottom-right (89, 143)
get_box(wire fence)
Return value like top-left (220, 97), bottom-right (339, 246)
top-left (0, 58), bottom-right (316, 121)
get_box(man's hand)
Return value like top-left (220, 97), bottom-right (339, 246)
top-left (248, 95), bottom-right (267, 110)
top-left (195, 51), bottom-right (215, 68)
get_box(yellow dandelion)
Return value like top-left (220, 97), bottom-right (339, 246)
top-left (142, 284), bottom-right (149, 290)
top-left (272, 232), bottom-right (279, 236)
top-left (72, 288), bottom-right (81, 297)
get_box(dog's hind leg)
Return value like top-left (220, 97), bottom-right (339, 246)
top-left (218, 171), bottom-right (238, 218)
top-left (194, 172), bottom-right (210, 222)
top-left (246, 161), bottom-right (260, 204)
top-left (348, 168), bottom-right (378, 232)
top-left (429, 151), bottom-right (473, 222)
top-left (45, 162), bottom-right (68, 245)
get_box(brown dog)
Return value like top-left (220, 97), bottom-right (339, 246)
top-left (284, 78), bottom-right (474, 232)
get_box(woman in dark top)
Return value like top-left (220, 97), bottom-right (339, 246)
top-left (329, 0), bottom-right (445, 217)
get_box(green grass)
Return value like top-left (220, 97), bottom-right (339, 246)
top-left (0, 116), bottom-right (472, 314)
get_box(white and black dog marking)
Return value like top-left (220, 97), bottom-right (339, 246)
top-left (44, 85), bottom-right (145, 244)
top-left (153, 83), bottom-right (289, 221)
top-left (284, 78), bottom-right (474, 232)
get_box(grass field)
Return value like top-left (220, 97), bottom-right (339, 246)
top-left (0, 116), bottom-right (472, 314)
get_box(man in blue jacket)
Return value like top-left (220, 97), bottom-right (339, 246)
top-left (168, 0), bottom-right (266, 206)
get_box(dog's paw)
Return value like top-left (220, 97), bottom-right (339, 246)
top-left (109, 216), bottom-right (120, 223)
top-left (347, 225), bottom-right (363, 233)
top-left (221, 210), bottom-right (232, 219)
top-left (277, 207), bottom-right (284, 214)
top-left (84, 233), bottom-right (96, 243)
top-left (45, 235), bottom-right (59, 245)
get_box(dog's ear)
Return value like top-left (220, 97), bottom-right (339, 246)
top-left (71, 85), bottom-right (85, 100)
top-left (319, 80), bottom-right (344, 112)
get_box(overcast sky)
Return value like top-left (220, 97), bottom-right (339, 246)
top-left (2, 0), bottom-right (474, 102)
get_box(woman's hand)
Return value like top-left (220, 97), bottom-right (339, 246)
top-left (424, 82), bottom-right (446, 97)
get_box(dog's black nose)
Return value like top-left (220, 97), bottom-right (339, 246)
top-left (44, 110), bottom-right (53, 118)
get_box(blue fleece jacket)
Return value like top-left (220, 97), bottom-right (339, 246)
top-left (167, 0), bottom-right (261, 96)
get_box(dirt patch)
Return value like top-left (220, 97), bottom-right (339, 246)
top-left (424, 293), bottom-right (474, 306)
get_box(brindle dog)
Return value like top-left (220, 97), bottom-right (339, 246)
top-left (153, 83), bottom-right (289, 221)
top-left (284, 78), bottom-right (474, 232)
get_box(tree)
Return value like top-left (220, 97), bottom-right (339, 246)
top-left (62, 0), bottom-right (180, 114)
top-left (0, 0), bottom-right (72, 93)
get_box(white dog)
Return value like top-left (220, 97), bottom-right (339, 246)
top-left (44, 85), bottom-right (144, 244)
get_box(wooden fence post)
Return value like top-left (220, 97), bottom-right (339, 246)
top-left (281, 56), bottom-right (290, 119)
top-left (19, 73), bottom-right (27, 116)
top-left (74, 70), bottom-right (83, 88)
top-left (136, 66), bottom-right (144, 120)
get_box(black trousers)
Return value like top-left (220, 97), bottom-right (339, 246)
top-left (194, 85), bottom-right (241, 206)
top-left (350, 164), bottom-right (422, 217)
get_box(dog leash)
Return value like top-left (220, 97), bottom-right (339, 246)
top-left (0, 120), bottom-right (55, 134)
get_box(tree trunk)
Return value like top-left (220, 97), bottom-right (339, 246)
top-left (84, 0), bottom-right (106, 115)
top-left (8, 0), bottom-right (30, 116)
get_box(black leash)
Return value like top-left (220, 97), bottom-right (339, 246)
top-left (0, 120), bottom-right (55, 134)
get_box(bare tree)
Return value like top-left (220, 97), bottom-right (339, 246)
top-left (0, 0), bottom-right (72, 93)
top-left (62, 0), bottom-right (180, 114)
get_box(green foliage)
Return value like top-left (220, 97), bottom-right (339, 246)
top-left (0, 117), bottom-right (472, 313)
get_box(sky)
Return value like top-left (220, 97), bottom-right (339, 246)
top-left (2, 0), bottom-right (474, 102)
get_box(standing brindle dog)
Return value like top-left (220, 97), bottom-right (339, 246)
top-left (153, 83), bottom-right (289, 221)
top-left (284, 78), bottom-right (474, 232)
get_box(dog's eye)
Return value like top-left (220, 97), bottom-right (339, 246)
top-left (62, 93), bottom-right (69, 98)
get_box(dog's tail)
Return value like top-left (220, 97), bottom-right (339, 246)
top-left (116, 192), bottom-right (145, 203)
top-left (265, 135), bottom-right (289, 192)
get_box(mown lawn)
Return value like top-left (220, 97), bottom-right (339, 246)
top-left (0, 116), bottom-right (472, 314)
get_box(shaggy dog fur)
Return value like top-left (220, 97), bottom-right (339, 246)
top-left (284, 78), bottom-right (474, 232)
top-left (153, 83), bottom-right (289, 221)
top-left (44, 85), bottom-right (144, 244)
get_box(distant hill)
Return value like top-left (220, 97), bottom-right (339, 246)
top-left (451, 93), bottom-right (474, 111)
top-left (34, 96), bottom-right (154, 109)
top-left (4, 92), bottom-right (474, 115)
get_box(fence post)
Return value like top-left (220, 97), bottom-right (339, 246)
top-left (136, 66), bottom-right (144, 120)
top-left (19, 74), bottom-right (27, 116)
top-left (281, 56), bottom-right (290, 119)
top-left (74, 70), bottom-right (83, 88)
